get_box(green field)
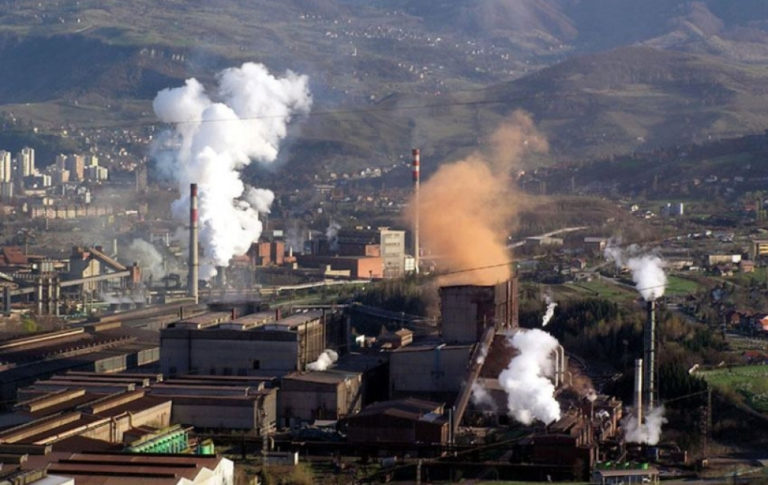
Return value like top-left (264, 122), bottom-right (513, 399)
top-left (698, 365), bottom-right (768, 413)
top-left (666, 275), bottom-right (703, 297)
top-left (564, 279), bottom-right (637, 303)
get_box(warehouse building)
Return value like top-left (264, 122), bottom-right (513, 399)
top-left (160, 310), bottom-right (335, 376)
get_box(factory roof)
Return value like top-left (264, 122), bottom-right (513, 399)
top-left (265, 310), bottom-right (325, 329)
top-left (283, 369), bottom-right (360, 385)
top-left (392, 342), bottom-right (473, 353)
top-left (353, 398), bottom-right (445, 422)
top-left (34, 452), bottom-right (230, 485)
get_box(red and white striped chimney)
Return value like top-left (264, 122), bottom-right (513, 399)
top-left (412, 148), bottom-right (420, 274)
top-left (188, 183), bottom-right (199, 304)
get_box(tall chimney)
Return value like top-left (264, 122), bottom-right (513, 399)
top-left (643, 300), bottom-right (656, 409)
top-left (412, 148), bottom-right (420, 274)
top-left (634, 358), bottom-right (644, 426)
top-left (188, 183), bottom-right (199, 304)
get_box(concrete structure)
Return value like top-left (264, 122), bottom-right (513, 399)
top-left (592, 466), bottom-right (659, 484)
top-left (295, 254), bottom-right (382, 279)
top-left (65, 154), bottom-right (84, 181)
top-left (160, 310), bottom-right (333, 376)
top-left (440, 280), bottom-right (518, 343)
top-left (0, 150), bottom-right (11, 182)
top-left (345, 398), bottom-right (448, 445)
top-left (279, 369), bottom-right (363, 426)
top-left (17, 147), bottom-right (35, 179)
top-left (248, 240), bottom-right (285, 267)
top-left (412, 148), bottom-right (420, 274)
top-left (334, 227), bottom-right (406, 278)
top-left (389, 343), bottom-right (473, 400)
top-left (643, 301), bottom-right (657, 410)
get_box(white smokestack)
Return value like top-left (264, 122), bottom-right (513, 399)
top-left (152, 62), bottom-right (312, 279)
top-left (307, 349), bottom-right (339, 371)
top-left (623, 405), bottom-right (666, 445)
top-left (604, 242), bottom-right (667, 301)
top-left (498, 329), bottom-right (562, 425)
top-left (541, 294), bottom-right (557, 327)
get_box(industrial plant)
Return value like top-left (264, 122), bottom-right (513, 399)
top-left (3, 3), bottom-right (768, 481)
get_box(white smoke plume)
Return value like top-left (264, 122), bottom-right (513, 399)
top-left (152, 62), bottom-right (312, 279)
top-left (542, 294), bottom-right (557, 327)
top-left (604, 242), bottom-right (667, 301)
top-left (623, 405), bottom-right (666, 445)
top-left (326, 221), bottom-right (341, 252)
top-left (307, 349), bottom-right (339, 371)
top-left (471, 380), bottom-right (498, 411)
top-left (123, 239), bottom-right (165, 279)
top-left (499, 329), bottom-right (561, 425)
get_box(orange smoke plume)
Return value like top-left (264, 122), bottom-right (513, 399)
top-left (407, 111), bottom-right (547, 285)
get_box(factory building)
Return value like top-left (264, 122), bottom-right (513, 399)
top-left (279, 369), bottom-right (362, 426)
top-left (440, 279), bottom-right (518, 343)
top-left (0, 325), bottom-right (160, 406)
top-left (336, 227), bottom-right (406, 278)
top-left (295, 254), bottom-right (383, 279)
top-left (1, 451), bottom-right (233, 485)
top-left (344, 398), bottom-right (449, 446)
top-left (160, 310), bottom-right (336, 376)
top-left (389, 342), bottom-right (474, 401)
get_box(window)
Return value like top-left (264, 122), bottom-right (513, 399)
top-left (253, 360), bottom-right (261, 370)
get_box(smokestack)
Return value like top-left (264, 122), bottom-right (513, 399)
top-left (188, 183), bottom-right (199, 304)
top-left (643, 300), bottom-right (656, 409)
top-left (635, 358), bottom-right (643, 426)
top-left (412, 148), bottom-right (420, 274)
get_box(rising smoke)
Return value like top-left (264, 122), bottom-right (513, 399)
top-left (307, 349), bottom-right (339, 371)
top-left (471, 379), bottom-right (498, 411)
top-left (326, 221), bottom-right (341, 253)
top-left (541, 294), bottom-right (557, 327)
top-left (623, 405), bottom-right (666, 445)
top-left (605, 242), bottom-right (667, 301)
top-left (405, 111), bottom-right (547, 285)
top-left (123, 239), bottom-right (165, 279)
top-left (152, 62), bottom-right (312, 279)
top-left (498, 329), bottom-right (561, 425)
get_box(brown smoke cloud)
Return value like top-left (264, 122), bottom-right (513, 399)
top-left (406, 110), bottom-right (547, 285)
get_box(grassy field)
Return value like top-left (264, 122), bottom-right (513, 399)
top-left (666, 275), bottom-right (703, 297)
top-left (564, 278), bottom-right (637, 303)
top-left (698, 365), bottom-right (768, 413)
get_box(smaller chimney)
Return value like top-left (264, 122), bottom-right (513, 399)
top-left (634, 358), bottom-right (643, 426)
top-left (412, 148), bottom-right (420, 274)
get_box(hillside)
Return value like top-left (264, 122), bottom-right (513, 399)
top-left (292, 46), bottom-right (768, 176)
top-left (1, 2), bottom-right (768, 177)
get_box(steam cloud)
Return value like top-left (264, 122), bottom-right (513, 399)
top-left (326, 221), bottom-right (341, 253)
top-left (123, 239), bottom-right (165, 279)
top-left (605, 242), bottom-right (667, 301)
top-left (542, 294), bottom-right (557, 327)
top-left (499, 329), bottom-right (561, 425)
top-left (406, 111), bottom-right (547, 285)
top-left (471, 379), bottom-right (498, 411)
top-left (623, 405), bottom-right (666, 445)
top-left (307, 349), bottom-right (339, 371)
top-left (153, 62), bottom-right (312, 279)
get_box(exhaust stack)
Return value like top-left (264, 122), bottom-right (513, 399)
top-left (635, 358), bottom-right (644, 425)
top-left (412, 148), bottom-right (420, 274)
top-left (643, 300), bottom-right (656, 409)
top-left (188, 183), bottom-right (199, 304)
